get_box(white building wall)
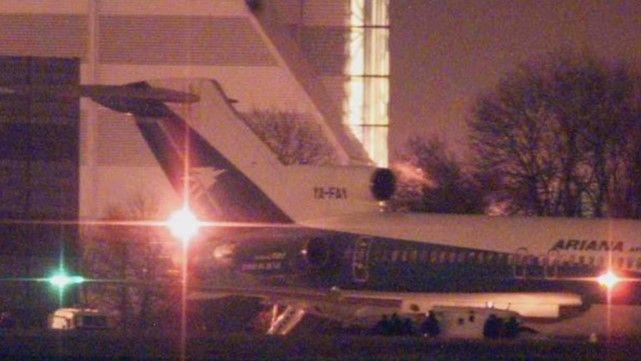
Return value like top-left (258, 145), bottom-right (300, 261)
top-left (0, 0), bottom-right (364, 219)
top-left (264, 0), bottom-right (389, 166)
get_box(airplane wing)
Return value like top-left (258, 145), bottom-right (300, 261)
top-left (188, 284), bottom-right (402, 335)
top-left (188, 284), bottom-right (583, 335)
top-left (189, 285), bottom-right (402, 309)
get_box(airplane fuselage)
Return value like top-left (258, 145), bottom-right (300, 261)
top-left (196, 213), bottom-right (641, 307)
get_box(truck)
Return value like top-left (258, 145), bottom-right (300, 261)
top-left (48, 308), bottom-right (109, 331)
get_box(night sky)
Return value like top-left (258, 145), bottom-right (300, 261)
top-left (389, 0), bottom-right (641, 160)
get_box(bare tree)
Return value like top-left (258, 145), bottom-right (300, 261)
top-left (391, 137), bottom-right (486, 214)
top-left (242, 109), bottom-right (339, 165)
top-left (469, 51), bottom-right (640, 217)
top-left (81, 194), bottom-right (178, 330)
top-left (609, 82), bottom-right (641, 218)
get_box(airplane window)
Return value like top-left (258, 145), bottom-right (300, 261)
top-left (385, 249), bottom-right (393, 262)
top-left (541, 256), bottom-right (548, 267)
top-left (596, 256), bottom-right (604, 267)
top-left (440, 251), bottom-right (448, 264)
top-left (391, 250), bottom-right (399, 262)
top-left (558, 255), bottom-right (567, 266)
top-left (540, 256), bottom-right (547, 266)
top-left (410, 250), bottom-right (418, 262)
top-left (514, 255), bottom-right (520, 265)
top-left (528, 255), bottom-right (539, 266)
top-left (527, 255), bottom-right (534, 266)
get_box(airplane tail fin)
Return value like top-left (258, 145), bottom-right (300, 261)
top-left (91, 80), bottom-right (293, 224)
top-left (10, 79), bottom-right (389, 223)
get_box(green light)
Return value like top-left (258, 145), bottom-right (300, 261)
top-left (47, 271), bottom-right (85, 289)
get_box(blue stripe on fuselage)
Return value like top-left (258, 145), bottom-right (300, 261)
top-left (200, 228), bottom-right (641, 305)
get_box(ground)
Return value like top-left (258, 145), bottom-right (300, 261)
top-left (1, 330), bottom-right (638, 360)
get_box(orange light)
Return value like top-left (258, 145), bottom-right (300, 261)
top-left (213, 244), bottom-right (235, 260)
top-left (597, 270), bottom-right (620, 289)
top-left (167, 205), bottom-right (200, 243)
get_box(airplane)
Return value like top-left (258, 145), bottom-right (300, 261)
top-left (5, 79), bottom-right (641, 338)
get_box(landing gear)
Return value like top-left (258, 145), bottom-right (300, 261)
top-left (483, 314), bottom-right (520, 339)
top-left (420, 311), bottom-right (440, 338)
top-left (503, 316), bottom-right (520, 338)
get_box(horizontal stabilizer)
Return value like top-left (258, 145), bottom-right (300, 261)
top-left (0, 82), bottom-right (199, 104)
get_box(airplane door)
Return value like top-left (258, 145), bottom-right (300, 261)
top-left (352, 237), bottom-right (372, 283)
top-left (513, 247), bottom-right (528, 279)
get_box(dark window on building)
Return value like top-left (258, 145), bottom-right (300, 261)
top-left (0, 56), bottom-right (80, 327)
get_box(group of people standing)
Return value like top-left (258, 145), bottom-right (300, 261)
top-left (372, 311), bottom-right (440, 337)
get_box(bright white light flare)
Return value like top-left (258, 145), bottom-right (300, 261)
top-left (167, 206), bottom-right (201, 243)
top-left (597, 270), bottom-right (621, 289)
top-left (48, 272), bottom-right (85, 289)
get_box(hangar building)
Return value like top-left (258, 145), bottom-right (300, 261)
top-left (0, 0), bottom-right (388, 326)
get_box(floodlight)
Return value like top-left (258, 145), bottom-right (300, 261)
top-left (47, 271), bottom-right (85, 290)
top-left (167, 205), bottom-right (201, 243)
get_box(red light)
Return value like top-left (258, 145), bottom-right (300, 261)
top-left (597, 270), bottom-right (620, 289)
